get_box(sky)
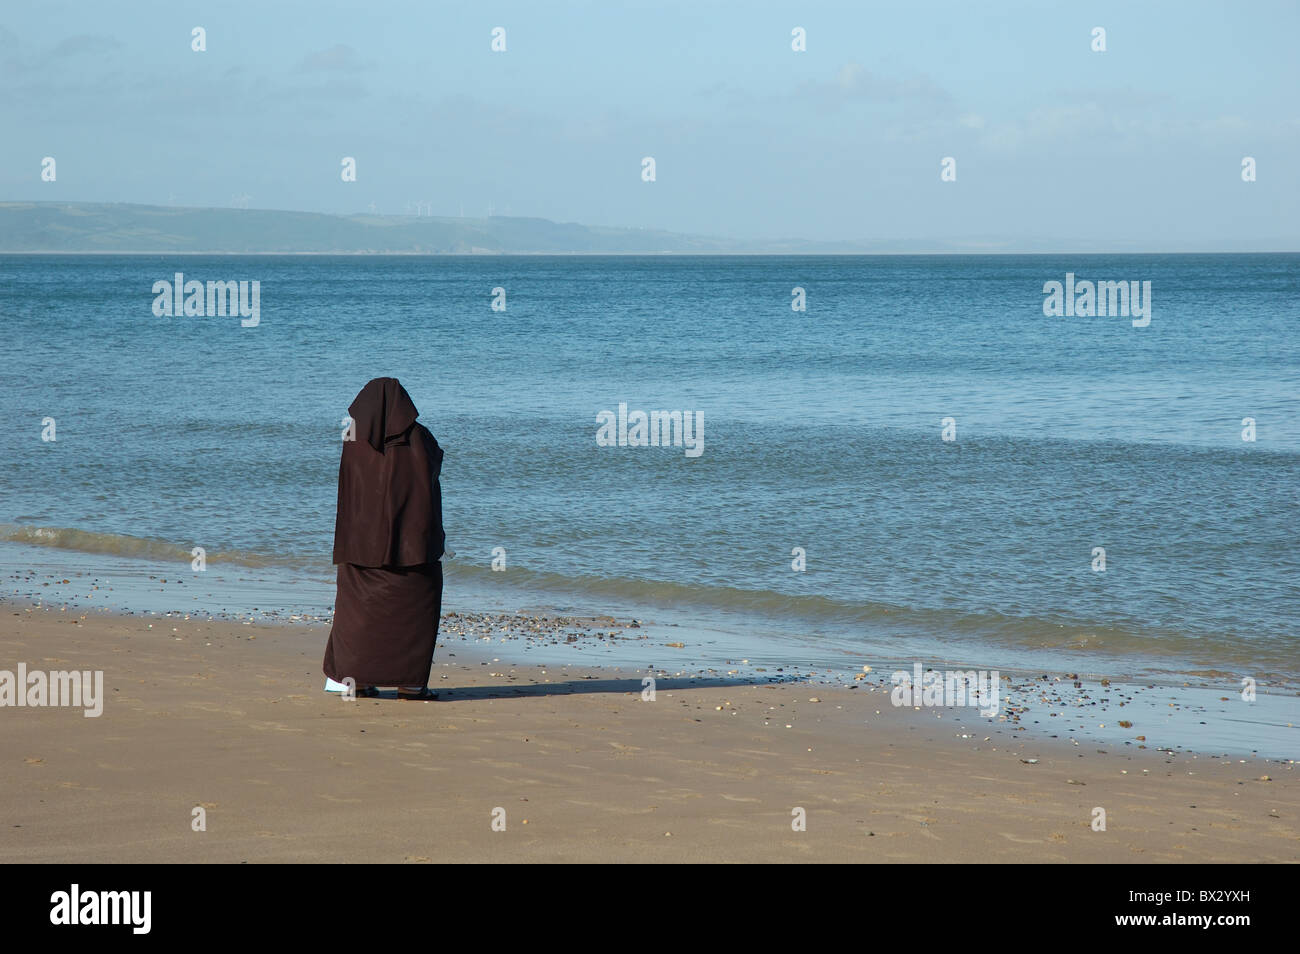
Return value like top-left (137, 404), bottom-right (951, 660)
top-left (1, 0), bottom-right (1297, 248)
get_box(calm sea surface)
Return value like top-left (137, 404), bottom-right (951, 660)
top-left (2, 254), bottom-right (1297, 681)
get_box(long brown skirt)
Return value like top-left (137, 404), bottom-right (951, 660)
top-left (323, 562), bottom-right (442, 687)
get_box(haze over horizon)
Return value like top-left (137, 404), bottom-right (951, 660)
top-left (2, 0), bottom-right (1297, 250)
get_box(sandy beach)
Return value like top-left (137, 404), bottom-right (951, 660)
top-left (2, 602), bottom-right (1295, 864)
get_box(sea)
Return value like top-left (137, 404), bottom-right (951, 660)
top-left (2, 253), bottom-right (1297, 694)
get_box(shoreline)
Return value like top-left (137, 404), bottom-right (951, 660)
top-left (6, 537), bottom-right (1297, 683)
top-left (1, 603), bottom-right (1295, 862)
top-left (3, 541), bottom-right (1298, 762)
top-left (9, 597), bottom-right (1299, 762)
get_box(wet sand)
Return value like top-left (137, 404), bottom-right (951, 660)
top-left (2, 604), bottom-right (1296, 863)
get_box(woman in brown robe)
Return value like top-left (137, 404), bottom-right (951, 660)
top-left (323, 377), bottom-right (445, 700)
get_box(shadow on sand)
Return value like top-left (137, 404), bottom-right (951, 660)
top-left (364, 674), bottom-right (798, 703)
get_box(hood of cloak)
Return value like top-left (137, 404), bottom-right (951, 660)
top-left (332, 377), bottom-right (445, 567)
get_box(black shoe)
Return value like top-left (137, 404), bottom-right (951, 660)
top-left (396, 687), bottom-right (438, 700)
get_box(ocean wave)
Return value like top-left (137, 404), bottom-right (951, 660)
top-left (2, 523), bottom-right (1291, 677)
top-left (440, 563), bottom-right (1297, 675)
top-left (0, 524), bottom-right (285, 569)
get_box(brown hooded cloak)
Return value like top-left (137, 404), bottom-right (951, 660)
top-left (323, 378), bottom-right (445, 688)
